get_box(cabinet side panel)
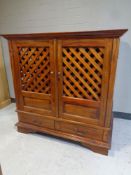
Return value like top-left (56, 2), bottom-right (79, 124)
top-left (105, 39), bottom-right (120, 127)
top-left (99, 39), bottom-right (113, 126)
top-left (8, 40), bottom-right (24, 109)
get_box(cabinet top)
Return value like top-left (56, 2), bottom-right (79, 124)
top-left (1, 29), bottom-right (127, 40)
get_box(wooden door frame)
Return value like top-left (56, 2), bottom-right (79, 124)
top-left (9, 39), bottom-right (58, 117)
top-left (57, 39), bottom-right (113, 126)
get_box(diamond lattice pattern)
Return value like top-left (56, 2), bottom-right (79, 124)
top-left (62, 47), bottom-right (104, 101)
top-left (18, 47), bottom-right (51, 94)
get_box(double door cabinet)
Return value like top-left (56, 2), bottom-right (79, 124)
top-left (2, 29), bottom-right (127, 155)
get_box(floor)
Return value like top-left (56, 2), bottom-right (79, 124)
top-left (0, 104), bottom-right (131, 175)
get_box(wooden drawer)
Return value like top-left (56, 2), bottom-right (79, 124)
top-left (55, 121), bottom-right (103, 141)
top-left (18, 112), bottom-right (55, 130)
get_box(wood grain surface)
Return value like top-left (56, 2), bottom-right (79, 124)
top-left (2, 29), bottom-right (127, 155)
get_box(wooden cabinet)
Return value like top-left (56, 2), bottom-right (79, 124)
top-left (2, 29), bottom-right (127, 155)
top-left (0, 42), bottom-right (11, 109)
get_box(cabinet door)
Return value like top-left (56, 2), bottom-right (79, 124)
top-left (57, 39), bottom-right (112, 126)
top-left (10, 40), bottom-right (57, 117)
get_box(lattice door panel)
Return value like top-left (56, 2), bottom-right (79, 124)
top-left (17, 47), bottom-right (51, 94)
top-left (12, 40), bottom-right (57, 117)
top-left (62, 47), bottom-right (104, 101)
top-left (58, 39), bottom-right (112, 125)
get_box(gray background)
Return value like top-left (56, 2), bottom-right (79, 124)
top-left (0, 0), bottom-right (130, 113)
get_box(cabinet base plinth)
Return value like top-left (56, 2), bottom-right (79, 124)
top-left (16, 122), bottom-right (110, 155)
top-left (82, 143), bottom-right (109, 155)
top-left (17, 125), bottom-right (36, 134)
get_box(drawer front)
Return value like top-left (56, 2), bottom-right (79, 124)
top-left (55, 121), bottom-right (103, 141)
top-left (18, 112), bottom-right (55, 129)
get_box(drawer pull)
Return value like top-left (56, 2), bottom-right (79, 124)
top-left (57, 72), bottom-right (61, 79)
top-left (50, 71), bottom-right (54, 75)
top-left (32, 119), bottom-right (42, 125)
top-left (58, 72), bottom-right (61, 76)
top-left (76, 129), bottom-right (87, 136)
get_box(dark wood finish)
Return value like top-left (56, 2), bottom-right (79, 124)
top-left (82, 143), bottom-right (108, 155)
top-left (55, 120), bottom-right (103, 140)
top-left (2, 29), bottom-right (127, 155)
top-left (105, 39), bottom-right (120, 127)
top-left (11, 40), bottom-right (58, 117)
top-left (57, 39), bottom-right (112, 126)
top-left (1, 29), bottom-right (127, 40)
top-left (16, 121), bottom-right (110, 152)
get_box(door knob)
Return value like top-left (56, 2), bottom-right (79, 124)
top-left (58, 72), bottom-right (61, 76)
top-left (50, 71), bottom-right (54, 75)
top-left (58, 72), bottom-right (61, 79)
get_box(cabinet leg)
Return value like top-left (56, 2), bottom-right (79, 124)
top-left (82, 143), bottom-right (109, 155)
top-left (17, 125), bottom-right (35, 134)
